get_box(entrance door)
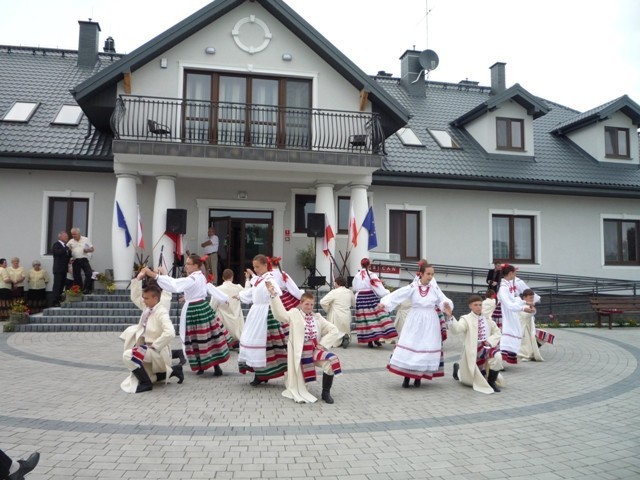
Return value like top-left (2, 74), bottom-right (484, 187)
top-left (210, 210), bottom-right (273, 284)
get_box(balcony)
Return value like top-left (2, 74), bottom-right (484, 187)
top-left (110, 95), bottom-right (386, 155)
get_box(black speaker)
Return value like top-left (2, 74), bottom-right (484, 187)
top-left (166, 208), bottom-right (187, 234)
top-left (307, 213), bottom-right (325, 238)
top-left (307, 276), bottom-right (326, 288)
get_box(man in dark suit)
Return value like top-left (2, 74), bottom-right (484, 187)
top-left (50, 231), bottom-right (71, 307)
top-left (485, 260), bottom-right (503, 290)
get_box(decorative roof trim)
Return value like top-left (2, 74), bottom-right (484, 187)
top-left (551, 94), bottom-right (640, 135)
top-left (450, 83), bottom-right (549, 127)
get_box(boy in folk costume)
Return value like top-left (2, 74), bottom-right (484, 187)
top-left (210, 269), bottom-right (245, 348)
top-left (445, 295), bottom-right (504, 394)
top-left (518, 289), bottom-right (544, 362)
top-left (120, 284), bottom-right (183, 393)
top-left (267, 282), bottom-right (343, 404)
top-left (320, 276), bottom-right (356, 348)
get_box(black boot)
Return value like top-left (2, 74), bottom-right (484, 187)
top-left (487, 369), bottom-right (501, 392)
top-left (453, 362), bottom-right (460, 381)
top-left (402, 376), bottom-right (411, 388)
top-left (213, 364), bottom-right (223, 377)
top-left (250, 375), bottom-right (267, 386)
top-left (367, 342), bottom-right (374, 348)
top-left (133, 367), bottom-right (153, 393)
top-left (172, 349), bottom-right (186, 366)
top-left (321, 374), bottom-right (334, 404)
top-left (7, 452), bottom-right (40, 480)
top-left (341, 334), bottom-right (350, 349)
top-left (171, 365), bottom-right (185, 384)
top-left (414, 379), bottom-right (421, 388)
top-left (374, 340), bottom-right (383, 347)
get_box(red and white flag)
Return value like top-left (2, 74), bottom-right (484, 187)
top-left (165, 232), bottom-right (185, 259)
top-left (322, 214), bottom-right (335, 256)
top-left (137, 205), bottom-right (145, 249)
top-left (348, 205), bottom-right (358, 247)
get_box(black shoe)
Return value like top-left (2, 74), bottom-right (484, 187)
top-left (487, 369), bottom-right (501, 392)
top-left (414, 379), bottom-right (421, 388)
top-left (250, 375), bottom-right (267, 386)
top-left (213, 365), bottom-right (223, 377)
top-left (196, 369), bottom-right (204, 375)
top-left (453, 362), bottom-right (460, 381)
top-left (8, 452), bottom-right (40, 480)
top-left (367, 342), bottom-right (374, 348)
top-left (374, 340), bottom-right (383, 347)
top-left (171, 365), bottom-right (185, 384)
top-left (321, 374), bottom-right (334, 404)
top-left (133, 367), bottom-right (153, 393)
top-left (402, 377), bottom-right (411, 388)
top-left (341, 334), bottom-right (350, 349)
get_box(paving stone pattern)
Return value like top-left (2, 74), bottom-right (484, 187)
top-left (0, 328), bottom-right (639, 479)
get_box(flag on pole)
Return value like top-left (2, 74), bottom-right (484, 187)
top-left (137, 205), bottom-right (145, 249)
top-left (322, 214), bottom-right (335, 256)
top-left (115, 201), bottom-right (132, 247)
top-left (362, 206), bottom-right (378, 250)
top-left (165, 232), bottom-right (185, 259)
top-left (348, 205), bottom-right (358, 247)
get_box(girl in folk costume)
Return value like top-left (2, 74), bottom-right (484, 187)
top-left (497, 264), bottom-right (535, 365)
top-left (352, 258), bottom-right (398, 347)
top-left (268, 256), bottom-right (303, 311)
top-left (445, 295), bottom-right (504, 394)
top-left (378, 262), bottom-right (453, 388)
top-left (238, 254), bottom-right (289, 386)
top-left (143, 255), bottom-right (231, 376)
top-left (267, 284), bottom-right (343, 404)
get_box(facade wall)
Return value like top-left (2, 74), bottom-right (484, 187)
top-left (568, 111), bottom-right (639, 164)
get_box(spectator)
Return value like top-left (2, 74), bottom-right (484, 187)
top-left (27, 260), bottom-right (49, 313)
top-left (201, 227), bottom-right (219, 282)
top-left (7, 257), bottom-right (25, 301)
top-left (50, 231), bottom-right (71, 307)
top-left (67, 227), bottom-right (95, 294)
top-left (0, 259), bottom-right (10, 319)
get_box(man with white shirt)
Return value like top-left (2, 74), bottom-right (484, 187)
top-left (201, 226), bottom-right (219, 282)
top-left (67, 227), bottom-right (95, 294)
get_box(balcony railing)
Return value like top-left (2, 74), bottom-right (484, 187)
top-left (110, 95), bottom-right (386, 155)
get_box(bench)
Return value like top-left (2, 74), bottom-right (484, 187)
top-left (589, 296), bottom-right (640, 329)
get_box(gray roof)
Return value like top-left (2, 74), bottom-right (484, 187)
top-left (551, 95), bottom-right (640, 135)
top-left (72, 0), bottom-right (410, 136)
top-left (375, 77), bottom-right (640, 197)
top-left (0, 46), bottom-right (120, 171)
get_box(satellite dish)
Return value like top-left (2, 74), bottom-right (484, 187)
top-left (418, 49), bottom-right (439, 72)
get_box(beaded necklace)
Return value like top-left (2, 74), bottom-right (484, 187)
top-left (418, 283), bottom-right (431, 297)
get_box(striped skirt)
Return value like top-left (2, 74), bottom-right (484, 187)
top-left (280, 291), bottom-right (300, 311)
top-left (184, 300), bottom-right (230, 372)
top-left (492, 302), bottom-right (503, 329)
top-left (536, 329), bottom-right (555, 345)
top-left (239, 309), bottom-right (289, 380)
top-left (355, 290), bottom-right (398, 343)
top-left (301, 339), bottom-right (342, 383)
top-left (476, 341), bottom-right (500, 374)
top-left (387, 348), bottom-right (445, 380)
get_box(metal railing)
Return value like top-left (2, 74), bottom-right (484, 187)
top-left (110, 95), bottom-right (386, 154)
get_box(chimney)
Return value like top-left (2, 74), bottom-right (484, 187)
top-left (77, 20), bottom-right (101, 67)
top-left (490, 62), bottom-right (506, 95)
top-left (400, 50), bottom-right (425, 97)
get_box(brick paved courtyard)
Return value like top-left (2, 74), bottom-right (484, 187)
top-left (1, 328), bottom-right (639, 479)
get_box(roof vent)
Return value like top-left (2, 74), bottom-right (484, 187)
top-left (376, 71), bottom-right (393, 77)
top-left (459, 79), bottom-right (479, 86)
top-left (103, 36), bottom-right (116, 53)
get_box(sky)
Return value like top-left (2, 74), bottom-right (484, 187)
top-left (2, 0), bottom-right (639, 112)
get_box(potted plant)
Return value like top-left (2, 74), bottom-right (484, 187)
top-left (296, 243), bottom-right (315, 276)
top-left (9, 299), bottom-right (30, 324)
top-left (65, 285), bottom-right (83, 302)
top-left (96, 272), bottom-right (117, 293)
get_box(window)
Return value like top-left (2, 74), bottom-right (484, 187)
top-left (428, 129), bottom-right (460, 149)
top-left (396, 127), bottom-right (424, 147)
top-left (294, 194), bottom-right (315, 234)
top-left (183, 71), bottom-right (311, 147)
top-left (337, 196), bottom-right (350, 234)
top-left (52, 105), bottom-right (83, 125)
top-left (604, 127), bottom-right (630, 159)
top-left (492, 215), bottom-right (534, 263)
top-left (604, 219), bottom-right (638, 265)
top-left (2, 101), bottom-right (39, 122)
top-left (389, 210), bottom-right (421, 260)
top-left (46, 197), bottom-right (89, 254)
top-left (496, 117), bottom-right (524, 151)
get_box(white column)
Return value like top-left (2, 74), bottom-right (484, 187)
top-left (348, 183), bottom-right (370, 276)
top-left (112, 174), bottom-right (139, 287)
top-left (314, 183), bottom-right (335, 284)
top-left (152, 175), bottom-right (177, 270)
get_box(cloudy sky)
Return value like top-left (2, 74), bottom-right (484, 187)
top-left (2, 0), bottom-right (639, 112)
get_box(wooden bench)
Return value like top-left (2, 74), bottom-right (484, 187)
top-left (589, 296), bottom-right (640, 329)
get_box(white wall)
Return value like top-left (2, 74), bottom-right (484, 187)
top-left (568, 111), bottom-right (639, 164)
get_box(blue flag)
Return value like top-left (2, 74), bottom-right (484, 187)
top-left (362, 206), bottom-right (378, 250)
top-left (116, 201), bottom-right (132, 247)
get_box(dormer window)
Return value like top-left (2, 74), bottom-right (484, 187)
top-left (496, 117), bottom-right (524, 151)
top-left (604, 127), bottom-right (630, 159)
